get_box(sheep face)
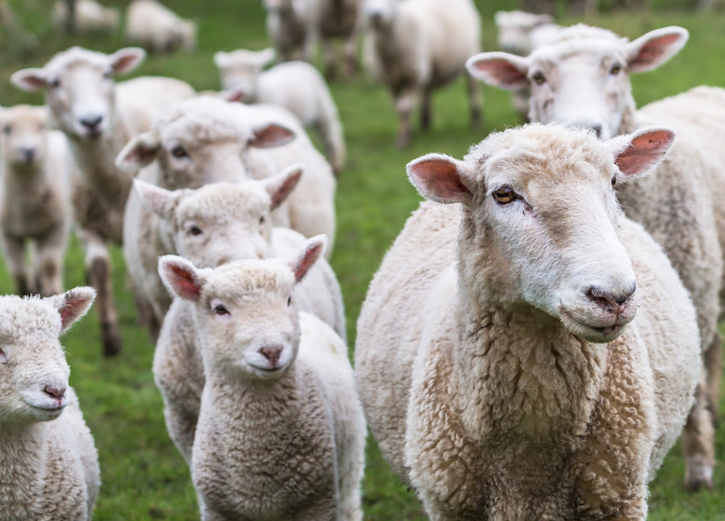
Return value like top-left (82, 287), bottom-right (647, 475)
top-left (407, 124), bottom-right (674, 343)
top-left (213, 48), bottom-right (276, 94)
top-left (0, 105), bottom-right (50, 168)
top-left (467, 25), bottom-right (688, 139)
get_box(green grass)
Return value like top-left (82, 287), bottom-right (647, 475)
top-left (1, 1), bottom-right (725, 519)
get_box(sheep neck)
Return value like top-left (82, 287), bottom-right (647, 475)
top-left (615, 91), bottom-right (639, 135)
top-left (0, 422), bottom-right (48, 514)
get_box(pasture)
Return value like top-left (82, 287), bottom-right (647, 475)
top-left (1, 0), bottom-right (725, 519)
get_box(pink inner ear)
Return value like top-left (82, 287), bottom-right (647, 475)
top-left (168, 264), bottom-right (201, 300)
top-left (270, 169), bottom-right (302, 209)
top-left (250, 124), bottom-right (296, 149)
top-left (615, 129), bottom-right (674, 176)
top-left (409, 158), bottom-right (472, 204)
top-left (293, 242), bottom-right (324, 282)
top-left (630, 33), bottom-right (682, 70)
top-left (59, 298), bottom-right (89, 330)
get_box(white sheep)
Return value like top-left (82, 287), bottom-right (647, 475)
top-left (157, 236), bottom-right (366, 521)
top-left (0, 287), bottom-right (99, 521)
top-left (355, 124), bottom-right (703, 520)
top-left (116, 95), bottom-right (337, 341)
top-left (10, 45), bottom-right (196, 357)
top-left (213, 48), bottom-right (346, 173)
top-left (466, 24), bottom-right (725, 490)
top-left (0, 104), bottom-right (73, 297)
top-left (362, 0), bottom-right (482, 147)
top-left (52, 0), bottom-right (120, 33)
top-left (125, 0), bottom-right (197, 54)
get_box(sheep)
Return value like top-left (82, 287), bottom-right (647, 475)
top-left (355, 124), bottom-right (703, 520)
top-left (213, 48), bottom-right (346, 173)
top-left (157, 236), bottom-right (366, 521)
top-left (0, 287), bottom-right (99, 521)
top-left (0, 104), bottom-right (74, 297)
top-left (52, 0), bottom-right (120, 34)
top-left (466, 24), bottom-right (725, 490)
top-left (262, 0), bottom-right (312, 63)
top-left (116, 95), bottom-right (337, 341)
top-left (125, 0), bottom-right (197, 54)
top-left (361, 0), bottom-right (482, 147)
top-left (10, 45), bottom-right (196, 357)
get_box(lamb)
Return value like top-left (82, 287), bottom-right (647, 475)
top-left (116, 95), bottom-right (337, 341)
top-left (157, 236), bottom-right (366, 521)
top-left (0, 104), bottom-right (73, 297)
top-left (53, 0), bottom-right (120, 33)
top-left (0, 287), bottom-right (99, 521)
top-left (125, 0), bottom-right (197, 54)
top-left (466, 24), bottom-right (725, 490)
top-left (355, 124), bottom-right (703, 520)
top-left (361, 0), bottom-right (482, 147)
top-left (213, 48), bottom-right (346, 173)
top-left (10, 45), bottom-right (196, 356)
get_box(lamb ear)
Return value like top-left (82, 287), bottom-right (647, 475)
top-left (213, 51), bottom-right (231, 69)
top-left (116, 132), bottom-right (161, 171)
top-left (466, 52), bottom-right (530, 91)
top-left (249, 123), bottom-right (296, 149)
top-left (289, 235), bottom-right (327, 282)
top-left (265, 164), bottom-right (303, 210)
top-left (108, 47), bottom-right (146, 75)
top-left (133, 179), bottom-right (180, 220)
top-left (48, 287), bottom-right (96, 333)
top-left (158, 255), bottom-right (204, 301)
top-left (609, 126), bottom-right (675, 180)
top-left (10, 68), bottom-right (48, 91)
top-left (407, 153), bottom-right (474, 205)
top-left (626, 26), bottom-right (689, 73)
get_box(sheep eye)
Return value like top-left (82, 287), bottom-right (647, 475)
top-left (610, 63), bottom-right (622, 75)
top-left (187, 224), bottom-right (203, 236)
top-left (171, 144), bottom-right (189, 159)
top-left (212, 303), bottom-right (230, 316)
top-left (259, 215), bottom-right (265, 225)
top-left (531, 71), bottom-right (546, 85)
top-left (49, 78), bottom-right (61, 88)
top-left (287, 296), bottom-right (292, 306)
top-left (611, 176), bottom-right (617, 187)
top-left (492, 186), bottom-right (517, 204)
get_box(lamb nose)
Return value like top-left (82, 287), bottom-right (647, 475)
top-left (43, 385), bottom-right (66, 400)
top-left (259, 346), bottom-right (282, 367)
top-left (80, 115), bottom-right (103, 130)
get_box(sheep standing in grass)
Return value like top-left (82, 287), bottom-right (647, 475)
top-left (53, 0), bottom-right (120, 34)
top-left (0, 104), bottom-right (73, 297)
top-left (355, 124), bottom-right (702, 520)
top-left (214, 48), bottom-right (346, 173)
top-left (158, 236), bottom-right (365, 521)
top-left (466, 24), bottom-right (725, 490)
top-left (125, 0), bottom-right (197, 54)
top-left (10, 46), bottom-right (195, 357)
top-left (362, 0), bottom-right (482, 147)
top-left (0, 287), bottom-right (99, 521)
top-left (262, 0), bottom-right (312, 63)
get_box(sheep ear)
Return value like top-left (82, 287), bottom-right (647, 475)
top-left (213, 51), bottom-right (231, 69)
top-left (407, 153), bottom-right (474, 205)
top-left (265, 165), bottom-right (303, 210)
top-left (48, 287), bottom-right (96, 333)
top-left (116, 132), bottom-right (161, 171)
top-left (158, 255), bottom-right (204, 301)
top-left (466, 52), bottom-right (530, 91)
top-left (626, 26), bottom-right (688, 73)
top-left (10, 68), bottom-right (48, 91)
top-left (133, 179), bottom-right (180, 220)
top-left (289, 235), bottom-right (327, 282)
top-left (609, 126), bottom-right (675, 181)
top-left (108, 47), bottom-right (146, 75)
top-left (249, 123), bottom-right (296, 149)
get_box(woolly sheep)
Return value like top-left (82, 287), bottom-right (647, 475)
top-left (262, 0), bottom-right (312, 63)
top-left (117, 96), bottom-right (337, 341)
top-left (0, 287), bottom-right (99, 521)
top-left (53, 0), bottom-right (120, 33)
top-left (0, 104), bottom-right (73, 297)
top-left (157, 236), bottom-right (366, 521)
top-left (213, 48), bottom-right (346, 173)
top-left (466, 24), bottom-right (725, 490)
top-left (11, 45), bottom-right (196, 357)
top-left (362, 0), bottom-right (482, 147)
top-left (125, 0), bottom-right (197, 54)
top-left (355, 124), bottom-right (702, 520)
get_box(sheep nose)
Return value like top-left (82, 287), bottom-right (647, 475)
top-left (259, 345), bottom-right (283, 368)
top-left (43, 384), bottom-right (66, 400)
top-left (20, 147), bottom-right (36, 163)
top-left (79, 115), bottom-right (103, 132)
top-left (587, 283), bottom-right (636, 313)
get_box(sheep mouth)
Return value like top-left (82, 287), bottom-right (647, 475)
top-left (558, 307), bottom-right (629, 343)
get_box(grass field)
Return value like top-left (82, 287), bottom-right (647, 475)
top-left (1, 0), bottom-right (725, 519)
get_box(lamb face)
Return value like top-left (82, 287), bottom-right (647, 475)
top-left (213, 48), bottom-right (275, 94)
top-left (0, 105), bottom-right (50, 168)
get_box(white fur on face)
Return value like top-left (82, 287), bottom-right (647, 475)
top-left (0, 106), bottom-right (49, 167)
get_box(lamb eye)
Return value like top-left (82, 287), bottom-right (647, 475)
top-left (492, 186), bottom-right (517, 204)
top-left (187, 224), bottom-right (203, 236)
top-left (531, 71), bottom-right (546, 85)
top-left (49, 78), bottom-right (61, 88)
top-left (287, 296), bottom-right (292, 306)
top-left (611, 176), bottom-right (617, 187)
top-left (259, 215), bottom-right (265, 225)
top-left (212, 303), bottom-right (230, 316)
top-left (171, 144), bottom-right (189, 158)
top-left (610, 63), bottom-right (622, 75)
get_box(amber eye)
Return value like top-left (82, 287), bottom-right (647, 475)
top-left (610, 63), bottom-right (622, 75)
top-left (171, 144), bottom-right (189, 158)
top-left (492, 186), bottom-right (517, 204)
top-left (531, 71), bottom-right (546, 85)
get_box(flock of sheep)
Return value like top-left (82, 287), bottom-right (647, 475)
top-left (0, 0), bottom-right (723, 520)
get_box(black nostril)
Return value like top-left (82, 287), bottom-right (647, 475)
top-left (21, 147), bottom-right (36, 162)
top-left (80, 115), bottom-right (103, 130)
top-left (43, 385), bottom-right (66, 400)
top-left (588, 282), bottom-right (635, 309)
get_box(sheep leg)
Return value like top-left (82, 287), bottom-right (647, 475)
top-left (341, 34), bottom-right (358, 78)
top-left (163, 404), bottom-right (198, 464)
top-left (681, 377), bottom-right (715, 491)
top-left (703, 330), bottom-right (722, 426)
top-left (34, 228), bottom-right (68, 297)
top-left (2, 233), bottom-right (32, 295)
top-left (466, 74), bottom-right (482, 129)
top-left (322, 39), bottom-right (338, 80)
top-left (395, 89), bottom-right (417, 148)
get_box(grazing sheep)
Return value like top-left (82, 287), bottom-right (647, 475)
top-left (0, 287), bottom-right (99, 521)
top-left (362, 0), bottom-right (482, 147)
top-left (53, 0), bottom-right (120, 33)
top-left (355, 124), bottom-right (702, 520)
top-left (466, 24), bottom-right (725, 490)
top-left (213, 48), bottom-right (346, 173)
top-left (125, 0), bottom-right (197, 54)
top-left (10, 45), bottom-right (196, 357)
top-left (157, 236), bottom-right (365, 521)
top-left (0, 104), bottom-right (73, 297)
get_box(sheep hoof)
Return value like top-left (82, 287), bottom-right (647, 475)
top-left (684, 461), bottom-right (713, 492)
top-left (102, 322), bottom-right (122, 357)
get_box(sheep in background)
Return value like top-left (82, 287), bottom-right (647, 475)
top-left (10, 46), bottom-right (196, 357)
top-left (214, 48), bottom-right (346, 173)
top-left (467, 24), bottom-right (725, 490)
top-left (158, 236), bottom-right (365, 521)
top-left (125, 0), bottom-right (197, 54)
top-left (0, 287), bottom-right (99, 521)
top-left (362, 0), bottom-right (482, 147)
top-left (355, 124), bottom-right (702, 520)
top-left (262, 0), bottom-right (312, 63)
top-left (0, 104), bottom-right (74, 297)
top-left (53, 0), bottom-right (120, 34)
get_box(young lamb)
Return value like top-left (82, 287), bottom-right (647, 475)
top-left (117, 95), bottom-right (337, 341)
top-left (362, 0), bottom-right (482, 147)
top-left (355, 124), bottom-right (703, 520)
top-left (0, 104), bottom-right (73, 297)
top-left (11, 45), bottom-right (196, 357)
top-left (0, 287), bottom-right (99, 521)
top-left (213, 48), bottom-right (346, 173)
top-left (53, 0), bottom-right (120, 33)
top-left (157, 236), bottom-right (366, 521)
top-left (125, 0), bottom-right (197, 54)
top-left (466, 24), bottom-right (725, 490)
